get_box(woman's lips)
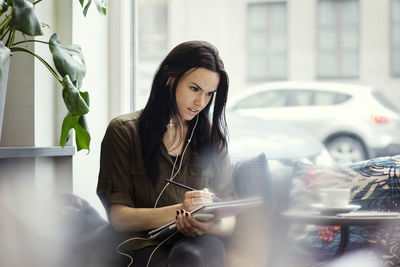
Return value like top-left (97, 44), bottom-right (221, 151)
top-left (188, 108), bottom-right (199, 115)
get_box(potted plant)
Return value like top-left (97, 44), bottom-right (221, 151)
top-left (0, 0), bottom-right (106, 151)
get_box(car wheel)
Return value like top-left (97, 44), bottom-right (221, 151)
top-left (326, 136), bottom-right (367, 164)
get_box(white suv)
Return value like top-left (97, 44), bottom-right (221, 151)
top-left (228, 81), bottom-right (400, 164)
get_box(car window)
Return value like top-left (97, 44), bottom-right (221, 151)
top-left (234, 90), bottom-right (289, 109)
top-left (314, 91), bottom-right (351, 105)
top-left (289, 90), bottom-right (314, 106)
top-left (372, 91), bottom-right (400, 113)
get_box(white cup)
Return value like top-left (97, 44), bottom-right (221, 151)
top-left (320, 188), bottom-right (350, 207)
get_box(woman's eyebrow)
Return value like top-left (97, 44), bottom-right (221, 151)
top-left (191, 82), bottom-right (217, 93)
top-left (191, 82), bottom-right (203, 91)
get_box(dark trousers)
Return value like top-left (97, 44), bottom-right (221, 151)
top-left (167, 235), bottom-right (225, 267)
top-left (118, 234), bottom-right (226, 267)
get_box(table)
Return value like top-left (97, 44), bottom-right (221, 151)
top-left (281, 210), bottom-right (400, 256)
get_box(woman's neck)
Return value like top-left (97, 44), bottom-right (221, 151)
top-left (163, 123), bottom-right (188, 156)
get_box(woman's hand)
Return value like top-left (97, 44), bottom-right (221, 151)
top-left (178, 188), bottom-right (216, 236)
top-left (175, 209), bottom-right (215, 237)
top-left (182, 188), bottom-right (214, 212)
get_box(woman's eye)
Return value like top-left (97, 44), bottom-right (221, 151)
top-left (190, 86), bottom-right (199, 92)
top-left (206, 92), bottom-right (215, 97)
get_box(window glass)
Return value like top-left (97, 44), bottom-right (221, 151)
top-left (234, 90), bottom-right (289, 109)
top-left (247, 3), bottom-right (287, 80)
top-left (334, 93), bottom-right (352, 104)
top-left (317, 0), bottom-right (359, 78)
top-left (248, 5), bottom-right (269, 80)
top-left (138, 0), bottom-right (168, 60)
top-left (289, 91), bottom-right (314, 106)
top-left (314, 91), bottom-right (350, 105)
top-left (136, 0), bottom-right (169, 109)
top-left (340, 0), bottom-right (358, 76)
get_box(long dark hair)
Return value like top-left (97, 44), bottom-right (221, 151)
top-left (139, 40), bottom-right (229, 185)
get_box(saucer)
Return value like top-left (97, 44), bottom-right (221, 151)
top-left (310, 203), bottom-right (361, 215)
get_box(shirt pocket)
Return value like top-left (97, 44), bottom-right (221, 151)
top-left (129, 164), bottom-right (152, 207)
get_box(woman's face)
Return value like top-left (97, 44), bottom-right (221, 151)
top-left (174, 67), bottom-right (220, 121)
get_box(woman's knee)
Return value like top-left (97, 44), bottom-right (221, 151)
top-left (168, 241), bottom-right (204, 266)
top-left (168, 236), bottom-right (225, 267)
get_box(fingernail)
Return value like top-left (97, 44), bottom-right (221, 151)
top-left (180, 209), bottom-right (184, 214)
top-left (176, 210), bottom-right (179, 215)
top-left (185, 212), bottom-right (189, 217)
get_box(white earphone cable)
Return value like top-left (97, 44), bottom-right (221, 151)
top-left (153, 114), bottom-right (199, 208)
top-left (116, 236), bottom-right (148, 267)
top-left (145, 232), bottom-right (178, 267)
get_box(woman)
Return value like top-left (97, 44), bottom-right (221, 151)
top-left (97, 40), bottom-right (236, 267)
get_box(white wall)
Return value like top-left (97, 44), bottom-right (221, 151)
top-left (69, 1), bottom-right (110, 218)
top-left (34, 0), bottom-right (58, 147)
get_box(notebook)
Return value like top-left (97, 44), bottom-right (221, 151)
top-left (148, 196), bottom-right (263, 240)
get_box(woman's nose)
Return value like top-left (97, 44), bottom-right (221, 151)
top-left (195, 93), bottom-right (207, 107)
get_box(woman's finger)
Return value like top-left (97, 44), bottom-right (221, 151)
top-left (185, 213), bottom-right (213, 234)
top-left (191, 196), bottom-right (213, 205)
top-left (185, 190), bottom-right (214, 199)
top-left (176, 209), bottom-right (196, 236)
top-left (176, 210), bottom-right (190, 235)
top-left (183, 191), bottom-right (213, 211)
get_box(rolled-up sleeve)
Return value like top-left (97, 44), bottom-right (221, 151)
top-left (97, 118), bottom-right (135, 215)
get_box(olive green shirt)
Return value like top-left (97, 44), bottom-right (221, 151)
top-left (97, 110), bottom-right (235, 218)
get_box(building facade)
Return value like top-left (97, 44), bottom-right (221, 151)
top-left (137, 0), bottom-right (400, 107)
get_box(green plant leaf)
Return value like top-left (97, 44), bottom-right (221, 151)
top-left (60, 112), bottom-right (75, 146)
top-left (10, 0), bottom-right (43, 36)
top-left (49, 33), bottom-right (86, 89)
top-left (83, 0), bottom-right (92, 17)
top-left (41, 22), bottom-right (50, 30)
top-left (95, 0), bottom-right (107, 15)
top-left (62, 75), bottom-right (89, 116)
top-left (0, 41), bottom-right (10, 82)
top-left (79, 91), bottom-right (90, 106)
top-left (78, 0), bottom-right (106, 16)
top-left (97, 6), bottom-right (106, 15)
top-left (78, 114), bottom-right (89, 132)
top-left (74, 117), bottom-right (91, 151)
top-left (60, 112), bottom-right (90, 151)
